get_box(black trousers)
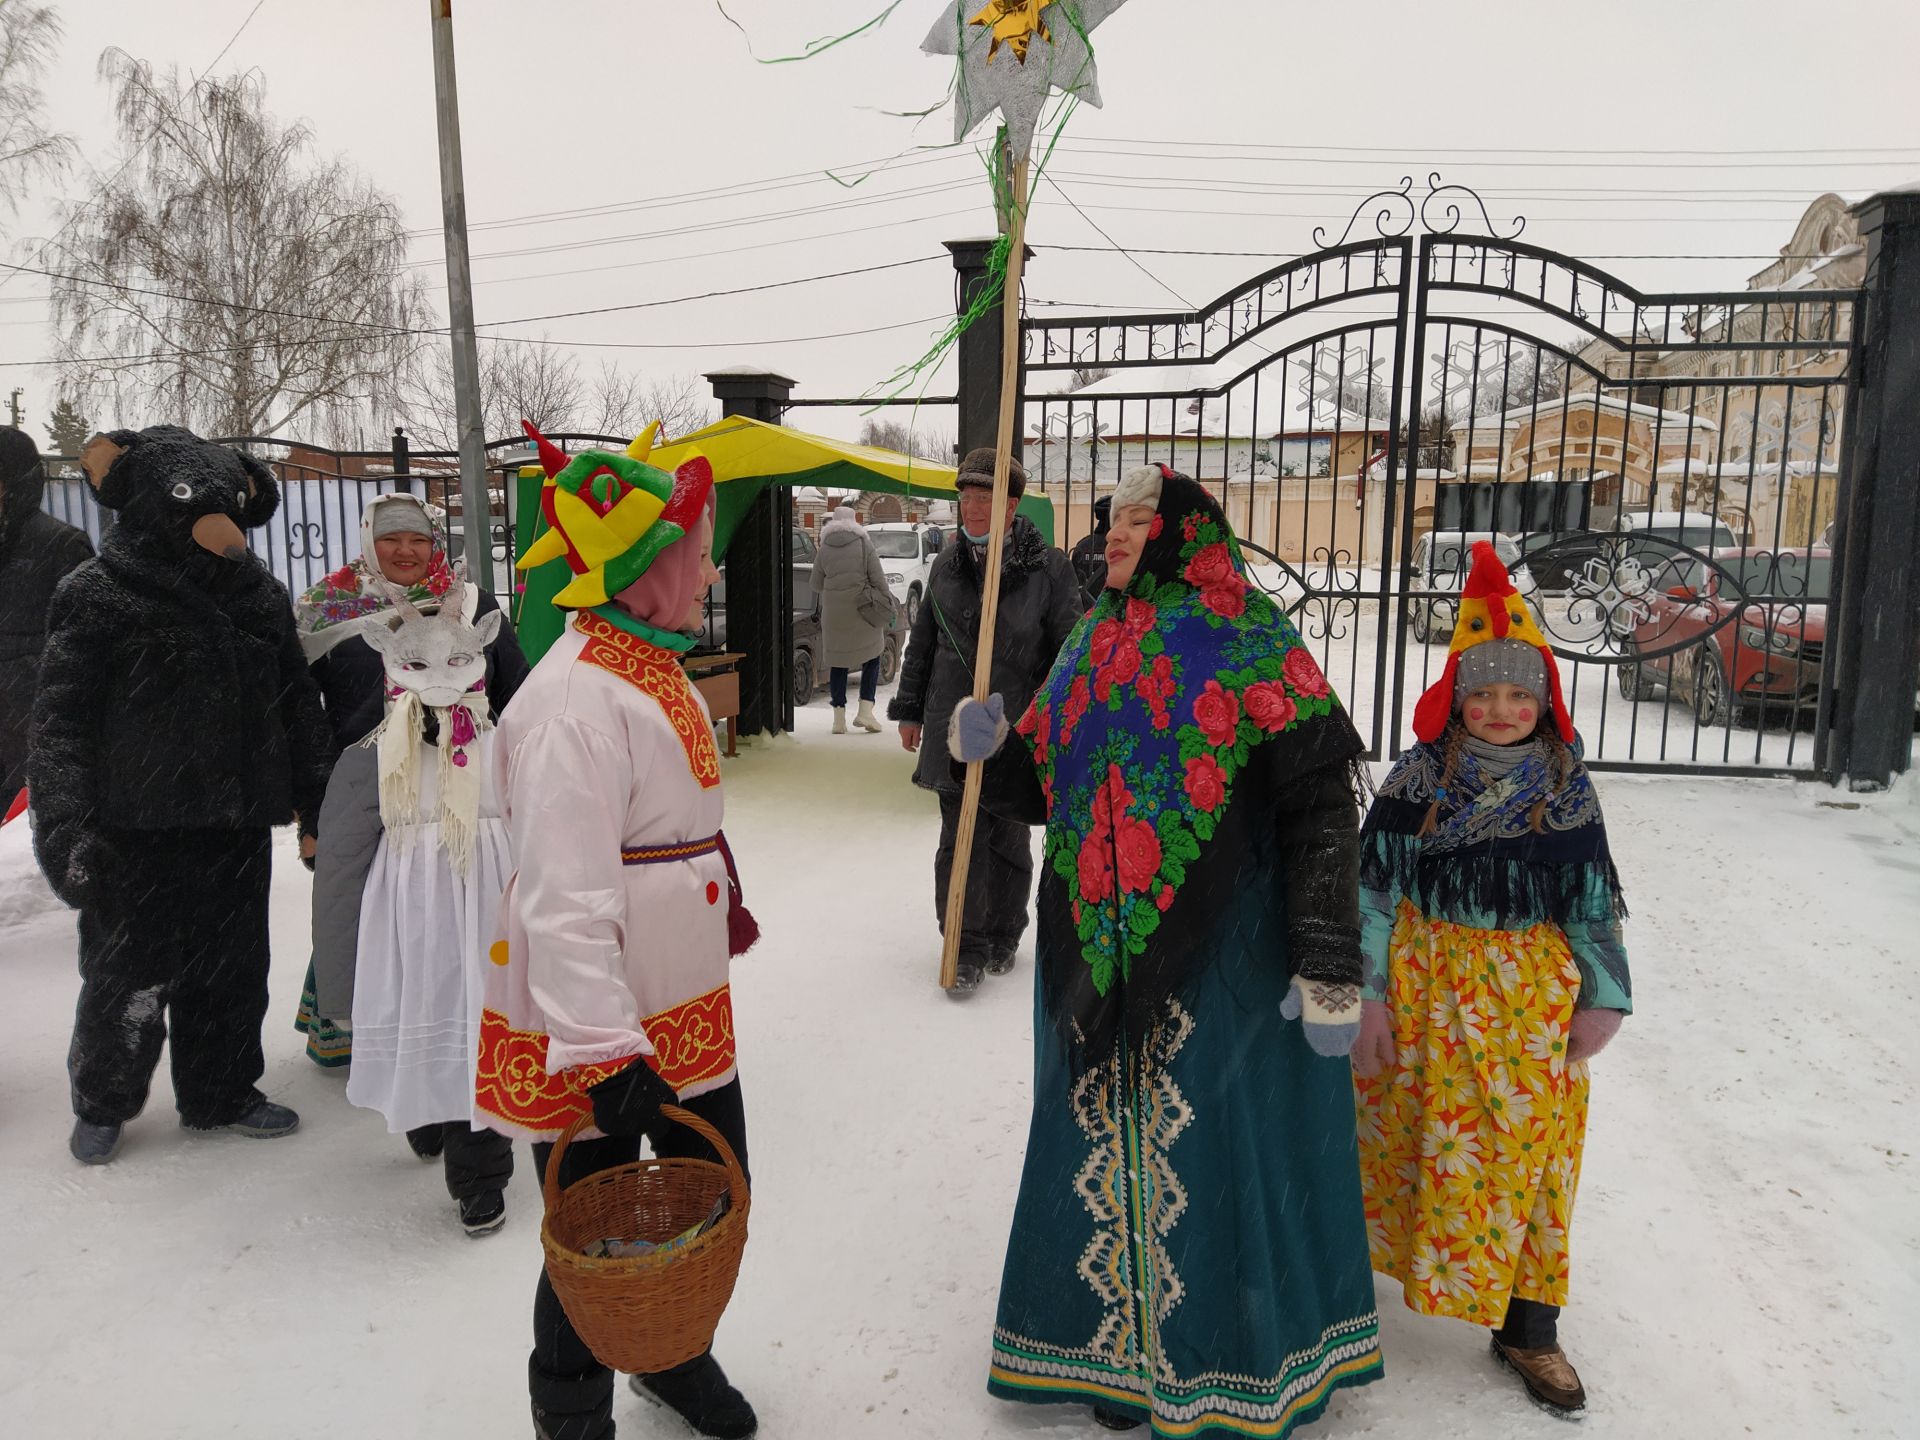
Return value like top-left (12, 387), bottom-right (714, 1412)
top-left (529, 1080), bottom-right (750, 1440)
top-left (68, 828), bottom-right (274, 1128)
top-left (1495, 1296), bottom-right (1560, 1348)
top-left (409, 1121), bottom-right (515, 1201)
top-left (934, 791), bottom-right (1033, 961)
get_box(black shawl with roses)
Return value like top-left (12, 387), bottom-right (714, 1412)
top-left (1014, 470), bottom-right (1365, 1079)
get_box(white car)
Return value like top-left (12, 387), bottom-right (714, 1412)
top-left (867, 522), bottom-right (944, 624)
top-left (1407, 530), bottom-right (1524, 644)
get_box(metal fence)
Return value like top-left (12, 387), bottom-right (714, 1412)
top-left (1019, 180), bottom-right (1869, 777)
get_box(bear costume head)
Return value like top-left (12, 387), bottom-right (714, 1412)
top-left (80, 425), bottom-right (279, 562)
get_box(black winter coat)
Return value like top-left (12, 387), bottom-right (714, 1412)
top-left (0, 464), bottom-right (93, 795)
top-left (30, 525), bottom-right (335, 908)
top-left (888, 516), bottom-right (1081, 813)
top-left (309, 588), bottom-right (530, 751)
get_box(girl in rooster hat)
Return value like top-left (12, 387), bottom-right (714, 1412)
top-left (485, 421), bottom-right (760, 1440)
top-left (1350, 541), bottom-right (1631, 1417)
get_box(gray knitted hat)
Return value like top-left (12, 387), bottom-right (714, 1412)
top-left (1454, 638), bottom-right (1547, 705)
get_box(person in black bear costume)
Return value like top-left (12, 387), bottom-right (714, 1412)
top-left (29, 425), bottom-right (336, 1165)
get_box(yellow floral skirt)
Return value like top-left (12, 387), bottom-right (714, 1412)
top-left (1353, 900), bottom-right (1589, 1325)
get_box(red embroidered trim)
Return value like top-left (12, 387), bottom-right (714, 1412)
top-left (473, 985), bottom-right (737, 1133)
top-left (575, 611), bottom-right (721, 789)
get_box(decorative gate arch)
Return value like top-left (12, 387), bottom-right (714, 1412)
top-left (1022, 176), bottom-right (1862, 776)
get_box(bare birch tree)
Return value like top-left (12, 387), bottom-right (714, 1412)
top-left (587, 364), bottom-right (712, 442)
top-left (0, 3), bottom-right (75, 220)
top-left (399, 335), bottom-right (587, 450)
top-left (859, 415), bottom-right (954, 462)
top-left (47, 52), bottom-right (427, 438)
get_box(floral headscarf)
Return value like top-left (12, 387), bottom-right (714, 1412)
top-left (293, 491), bottom-right (466, 659)
top-left (1017, 466), bottom-right (1363, 1073)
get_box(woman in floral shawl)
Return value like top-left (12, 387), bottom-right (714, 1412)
top-left (291, 491), bottom-right (529, 1070)
top-left (960, 464), bottom-right (1383, 1437)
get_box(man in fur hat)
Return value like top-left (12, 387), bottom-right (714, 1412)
top-left (890, 447), bottom-right (1081, 995)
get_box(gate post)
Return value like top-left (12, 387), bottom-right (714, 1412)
top-left (390, 426), bottom-right (412, 495)
top-left (1830, 186), bottom-right (1920, 789)
top-left (705, 367), bottom-right (796, 735)
top-left (946, 238), bottom-right (1031, 462)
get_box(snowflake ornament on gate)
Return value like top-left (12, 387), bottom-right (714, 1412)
top-left (1566, 546), bottom-right (1655, 646)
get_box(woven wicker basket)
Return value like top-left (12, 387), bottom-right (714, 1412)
top-left (539, 1104), bottom-right (751, 1374)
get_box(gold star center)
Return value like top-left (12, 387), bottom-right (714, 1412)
top-left (969, 0), bottom-right (1055, 64)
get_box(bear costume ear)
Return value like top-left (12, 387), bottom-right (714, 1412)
top-left (471, 607), bottom-right (503, 648)
top-left (81, 431), bottom-right (140, 508)
top-left (235, 450), bottom-right (280, 529)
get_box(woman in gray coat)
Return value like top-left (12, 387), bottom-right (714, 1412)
top-left (812, 505), bottom-right (894, 734)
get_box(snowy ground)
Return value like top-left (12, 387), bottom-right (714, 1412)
top-left (2, 686), bottom-right (1916, 1440)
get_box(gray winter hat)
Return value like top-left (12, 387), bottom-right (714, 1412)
top-left (368, 494), bottom-right (434, 540)
top-left (1454, 638), bottom-right (1547, 705)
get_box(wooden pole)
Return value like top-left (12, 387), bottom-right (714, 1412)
top-left (429, 0), bottom-right (492, 591)
top-left (939, 154), bottom-right (1030, 990)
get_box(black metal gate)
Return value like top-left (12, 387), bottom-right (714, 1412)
top-left (1022, 177), bottom-right (1864, 776)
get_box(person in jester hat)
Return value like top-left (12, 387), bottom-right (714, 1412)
top-left (483, 421), bottom-right (760, 1440)
top-left (1350, 539), bottom-right (1631, 1418)
top-left (952, 464), bottom-right (1384, 1438)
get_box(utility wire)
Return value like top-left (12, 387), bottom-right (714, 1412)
top-left (0, 313), bottom-right (952, 372)
top-left (0, 255), bottom-right (949, 366)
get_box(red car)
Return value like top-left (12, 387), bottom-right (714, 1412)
top-left (1619, 547), bottom-right (1830, 728)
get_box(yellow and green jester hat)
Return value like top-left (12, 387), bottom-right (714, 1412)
top-left (516, 419), bottom-right (715, 609)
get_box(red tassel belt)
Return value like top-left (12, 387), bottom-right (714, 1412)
top-left (618, 831), bottom-right (760, 958)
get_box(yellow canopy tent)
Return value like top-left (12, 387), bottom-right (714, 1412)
top-left (512, 415), bottom-right (1052, 663)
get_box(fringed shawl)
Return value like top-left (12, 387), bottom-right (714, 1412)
top-left (1360, 733), bottom-right (1628, 942)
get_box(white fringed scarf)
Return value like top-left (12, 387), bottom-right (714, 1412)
top-left (365, 681), bottom-right (493, 877)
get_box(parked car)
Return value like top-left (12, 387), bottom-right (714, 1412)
top-left (866, 521), bottom-right (943, 625)
top-left (1521, 512), bottom-right (1742, 594)
top-left (693, 527), bottom-right (903, 708)
top-left (1618, 547), bottom-right (1832, 727)
top-left (1407, 530), bottom-right (1524, 643)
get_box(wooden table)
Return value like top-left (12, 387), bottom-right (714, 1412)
top-left (683, 651), bottom-right (745, 758)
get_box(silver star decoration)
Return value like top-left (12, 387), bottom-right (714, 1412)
top-left (922, 0), bottom-right (1131, 166)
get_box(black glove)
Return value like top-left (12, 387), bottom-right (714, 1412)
top-left (587, 1061), bottom-right (676, 1138)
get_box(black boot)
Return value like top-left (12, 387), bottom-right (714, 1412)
top-left (947, 958), bottom-right (985, 998)
top-left (986, 944), bottom-right (1017, 976)
top-left (1093, 1403), bottom-right (1145, 1431)
top-left (460, 1189), bottom-right (507, 1237)
top-left (407, 1124), bottom-right (446, 1161)
top-left (70, 1119), bottom-right (123, 1165)
top-left (182, 1091), bottom-right (299, 1138)
top-left (629, 1355), bottom-right (757, 1439)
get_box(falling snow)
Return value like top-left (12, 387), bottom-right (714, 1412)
top-left (0, 699), bottom-right (1913, 1438)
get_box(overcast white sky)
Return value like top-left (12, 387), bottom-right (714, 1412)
top-left (4, 0), bottom-right (1918, 445)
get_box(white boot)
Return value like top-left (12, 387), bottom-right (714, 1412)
top-left (855, 699), bottom-right (883, 733)
top-left (832, 707), bottom-right (848, 734)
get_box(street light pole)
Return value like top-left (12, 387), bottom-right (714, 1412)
top-left (428, 0), bottom-right (492, 590)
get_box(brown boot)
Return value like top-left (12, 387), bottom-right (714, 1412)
top-left (1490, 1335), bottom-right (1587, 1416)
